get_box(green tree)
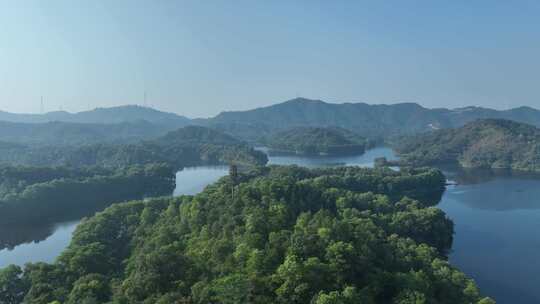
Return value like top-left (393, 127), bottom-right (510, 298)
top-left (0, 265), bottom-right (29, 304)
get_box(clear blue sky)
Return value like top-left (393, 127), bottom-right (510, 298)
top-left (1, 1), bottom-right (540, 117)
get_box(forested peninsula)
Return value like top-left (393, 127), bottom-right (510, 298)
top-left (0, 164), bottom-right (175, 227)
top-left (395, 119), bottom-right (540, 172)
top-left (0, 126), bottom-right (267, 247)
top-left (0, 165), bottom-right (494, 304)
top-left (266, 127), bottom-right (370, 156)
top-left (0, 126), bottom-right (267, 169)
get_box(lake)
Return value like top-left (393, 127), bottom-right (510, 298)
top-left (0, 165), bottom-right (229, 269)
top-left (1, 148), bottom-right (539, 303)
top-left (439, 171), bottom-right (540, 304)
top-left (265, 151), bottom-right (540, 303)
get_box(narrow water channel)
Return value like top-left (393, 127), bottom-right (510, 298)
top-left (2, 148), bottom-right (539, 303)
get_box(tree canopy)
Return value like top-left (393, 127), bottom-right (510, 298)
top-left (0, 164), bottom-right (175, 231)
top-left (266, 127), bottom-right (370, 156)
top-left (0, 165), bottom-right (493, 303)
top-left (395, 119), bottom-right (540, 172)
top-left (0, 126), bottom-right (267, 170)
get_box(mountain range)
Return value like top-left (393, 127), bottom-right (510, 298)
top-left (3, 98), bottom-right (540, 142)
top-left (0, 105), bottom-right (191, 126)
top-left (205, 98), bottom-right (540, 139)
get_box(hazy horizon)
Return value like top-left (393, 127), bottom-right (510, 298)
top-left (2, 1), bottom-right (540, 117)
top-left (4, 96), bottom-right (540, 120)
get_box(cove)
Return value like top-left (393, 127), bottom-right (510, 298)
top-left (0, 165), bottom-right (229, 269)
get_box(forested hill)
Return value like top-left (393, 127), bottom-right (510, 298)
top-left (266, 127), bottom-right (369, 155)
top-left (395, 119), bottom-right (540, 171)
top-left (0, 105), bottom-right (191, 127)
top-left (0, 164), bottom-right (175, 227)
top-left (206, 98), bottom-right (540, 140)
top-left (0, 165), bottom-right (494, 303)
top-left (0, 126), bottom-right (267, 169)
top-left (0, 120), bottom-right (172, 145)
top-left (156, 125), bottom-right (239, 145)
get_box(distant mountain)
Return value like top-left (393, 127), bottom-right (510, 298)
top-left (395, 119), bottom-right (540, 171)
top-left (0, 105), bottom-right (191, 127)
top-left (5, 99), bottom-right (540, 144)
top-left (266, 127), bottom-right (368, 156)
top-left (205, 98), bottom-right (540, 140)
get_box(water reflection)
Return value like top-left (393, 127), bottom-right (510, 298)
top-left (441, 166), bottom-right (540, 211)
top-left (444, 179), bottom-right (540, 211)
top-left (441, 165), bottom-right (540, 186)
top-left (439, 169), bottom-right (540, 303)
top-left (0, 221), bottom-right (77, 268)
top-left (174, 166), bottom-right (228, 196)
top-left (262, 146), bottom-right (397, 168)
top-left (0, 147), bottom-right (387, 265)
top-left (2, 147), bottom-right (539, 304)
top-left (0, 223), bottom-right (61, 251)
top-left (0, 165), bottom-right (230, 267)
top-left (0, 202), bottom-right (118, 252)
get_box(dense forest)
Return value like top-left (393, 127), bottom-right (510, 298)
top-left (0, 164), bottom-right (175, 227)
top-left (0, 165), bottom-right (494, 303)
top-left (265, 127), bottom-right (370, 156)
top-left (0, 126), bottom-right (267, 169)
top-left (395, 119), bottom-right (540, 171)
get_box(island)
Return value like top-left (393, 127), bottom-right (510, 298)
top-left (0, 125), bottom-right (267, 169)
top-left (266, 127), bottom-right (370, 156)
top-left (0, 165), bottom-right (493, 304)
top-left (395, 119), bottom-right (540, 172)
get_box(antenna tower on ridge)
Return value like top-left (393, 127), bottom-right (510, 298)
top-left (144, 91), bottom-right (147, 107)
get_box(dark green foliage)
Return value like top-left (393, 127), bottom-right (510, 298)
top-left (395, 119), bottom-right (540, 171)
top-left (266, 127), bottom-right (369, 156)
top-left (0, 126), bottom-right (267, 169)
top-left (0, 164), bottom-right (175, 226)
top-left (2, 166), bottom-right (493, 303)
top-left (0, 166), bottom-right (109, 200)
top-left (0, 265), bottom-right (29, 304)
top-left (155, 126), bottom-right (239, 145)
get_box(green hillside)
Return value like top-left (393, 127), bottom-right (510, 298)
top-left (396, 119), bottom-right (540, 171)
top-left (266, 127), bottom-right (368, 155)
top-left (0, 126), bottom-right (267, 169)
top-left (0, 165), bottom-right (493, 304)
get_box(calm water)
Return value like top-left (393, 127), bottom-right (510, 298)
top-left (439, 175), bottom-right (540, 304)
top-left (0, 221), bottom-right (78, 268)
top-left (173, 166), bottom-right (229, 196)
top-left (1, 148), bottom-right (540, 303)
top-left (268, 148), bottom-right (540, 303)
top-left (0, 165), bottom-right (229, 268)
top-left (261, 146), bottom-right (398, 167)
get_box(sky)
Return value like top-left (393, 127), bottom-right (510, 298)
top-left (1, 1), bottom-right (540, 118)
